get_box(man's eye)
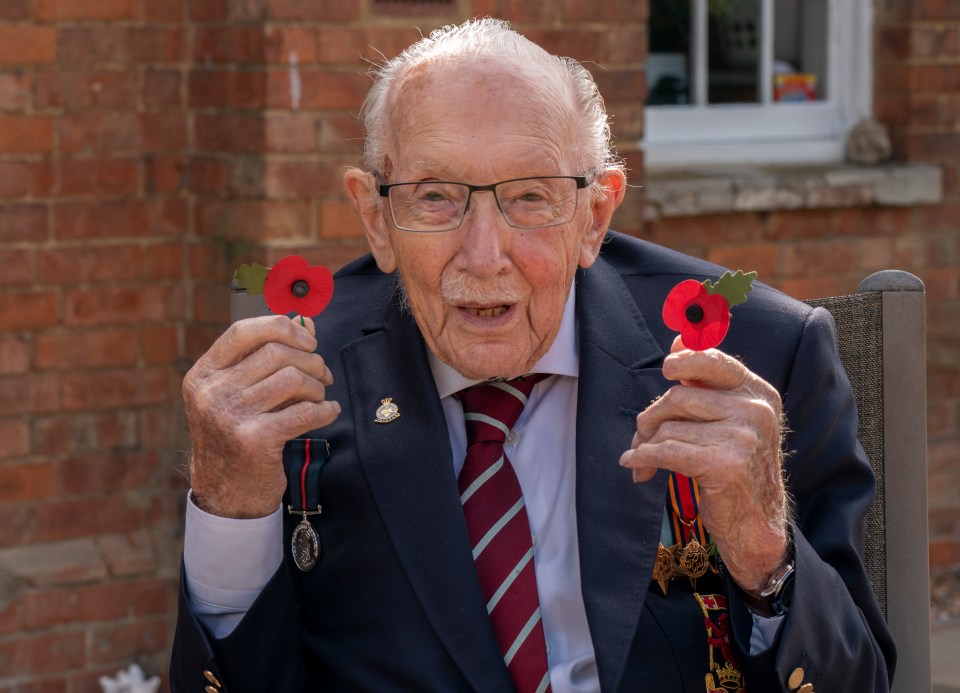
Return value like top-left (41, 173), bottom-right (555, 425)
top-left (518, 191), bottom-right (545, 202)
top-left (422, 191), bottom-right (447, 202)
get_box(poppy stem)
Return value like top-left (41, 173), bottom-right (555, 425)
top-left (300, 315), bottom-right (305, 327)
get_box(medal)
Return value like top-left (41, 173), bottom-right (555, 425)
top-left (283, 438), bottom-right (330, 573)
top-left (291, 511), bottom-right (321, 572)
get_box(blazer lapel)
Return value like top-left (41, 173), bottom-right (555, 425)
top-left (340, 294), bottom-right (511, 692)
top-left (574, 260), bottom-right (673, 692)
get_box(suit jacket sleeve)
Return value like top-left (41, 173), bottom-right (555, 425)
top-left (726, 305), bottom-right (896, 691)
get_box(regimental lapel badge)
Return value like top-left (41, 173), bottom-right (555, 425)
top-left (374, 397), bottom-right (400, 424)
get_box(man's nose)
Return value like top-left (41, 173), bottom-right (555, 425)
top-left (458, 190), bottom-right (512, 276)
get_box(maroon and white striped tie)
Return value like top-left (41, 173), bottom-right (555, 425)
top-left (458, 375), bottom-right (551, 693)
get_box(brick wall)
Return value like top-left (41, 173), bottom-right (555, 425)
top-left (0, 0), bottom-right (957, 688)
top-left (0, 0), bottom-right (189, 688)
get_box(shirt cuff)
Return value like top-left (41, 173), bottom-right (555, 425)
top-left (183, 491), bottom-right (283, 636)
top-left (749, 613), bottom-right (785, 654)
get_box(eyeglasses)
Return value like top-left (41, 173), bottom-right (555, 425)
top-left (378, 174), bottom-right (594, 233)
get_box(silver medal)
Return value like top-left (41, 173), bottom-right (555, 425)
top-left (291, 515), bottom-right (320, 572)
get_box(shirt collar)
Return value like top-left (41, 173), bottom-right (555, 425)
top-left (428, 282), bottom-right (579, 399)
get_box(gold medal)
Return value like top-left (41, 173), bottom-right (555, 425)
top-left (679, 538), bottom-right (710, 588)
top-left (653, 543), bottom-right (679, 595)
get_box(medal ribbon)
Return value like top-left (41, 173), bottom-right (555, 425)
top-left (666, 472), bottom-right (708, 546)
top-left (284, 438), bottom-right (330, 513)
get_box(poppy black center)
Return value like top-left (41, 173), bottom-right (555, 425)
top-left (292, 280), bottom-right (310, 298)
top-left (685, 304), bottom-right (705, 323)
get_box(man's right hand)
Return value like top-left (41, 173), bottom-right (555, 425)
top-left (182, 315), bottom-right (341, 519)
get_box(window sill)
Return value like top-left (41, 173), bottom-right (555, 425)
top-left (643, 163), bottom-right (943, 221)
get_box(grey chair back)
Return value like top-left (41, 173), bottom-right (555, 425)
top-left (806, 270), bottom-right (930, 693)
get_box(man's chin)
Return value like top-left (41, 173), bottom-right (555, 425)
top-left (439, 344), bottom-right (540, 381)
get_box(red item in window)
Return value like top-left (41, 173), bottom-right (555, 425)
top-left (263, 255), bottom-right (334, 318)
top-left (662, 279), bottom-right (731, 351)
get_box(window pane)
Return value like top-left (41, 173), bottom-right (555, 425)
top-left (709, 0), bottom-right (760, 104)
top-left (773, 0), bottom-right (828, 102)
top-left (647, 2), bottom-right (693, 105)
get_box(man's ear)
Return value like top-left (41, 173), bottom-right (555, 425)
top-left (578, 169), bottom-right (627, 269)
top-left (344, 168), bottom-right (397, 273)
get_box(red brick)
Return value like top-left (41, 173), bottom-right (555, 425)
top-left (189, 69), bottom-right (267, 110)
top-left (775, 276), bottom-right (854, 301)
top-left (95, 530), bottom-right (158, 579)
top-left (470, 0), bottom-right (559, 22)
top-left (53, 448), bottom-right (155, 493)
top-left (31, 411), bottom-right (139, 456)
top-left (193, 26), bottom-right (265, 64)
top-left (317, 114), bottom-right (364, 153)
top-left (0, 631), bottom-right (85, 677)
top-left (264, 0), bottom-right (359, 20)
top-left (186, 324), bottom-right (224, 359)
top-left (0, 373), bottom-right (59, 415)
top-left (523, 29), bottom-right (602, 60)
top-left (0, 463), bottom-right (54, 502)
top-left (138, 404), bottom-right (179, 448)
top-left (0, 420), bottom-right (30, 460)
top-left (143, 112), bottom-right (188, 151)
top-left (90, 617), bottom-right (168, 666)
top-left (33, 70), bottom-right (138, 111)
top-left (0, 0), bottom-right (28, 18)
top-left (144, 69), bottom-right (182, 108)
top-left (64, 285), bottom-right (183, 326)
top-left (62, 368), bottom-right (171, 410)
top-left (58, 27), bottom-right (184, 65)
top-left (188, 0), bottom-right (229, 21)
top-left (28, 496), bottom-right (135, 546)
top-left (0, 26), bottom-right (56, 65)
top-left (53, 200), bottom-right (158, 240)
top-left (22, 583), bottom-right (128, 630)
top-left (264, 160), bottom-right (338, 198)
top-left (139, 325), bottom-right (179, 364)
top-left (316, 27), bottom-right (421, 65)
top-left (318, 200), bottom-right (364, 240)
top-left (0, 537), bottom-right (108, 586)
top-left (0, 72), bottom-right (29, 111)
top-left (195, 112), bottom-right (264, 152)
top-left (192, 282), bottom-right (229, 322)
top-left (930, 540), bottom-right (959, 572)
top-left (34, 328), bottom-right (139, 370)
top-left (0, 249), bottom-right (34, 286)
top-left (197, 199), bottom-right (312, 241)
top-left (0, 600), bottom-right (20, 636)
top-left (0, 291), bottom-right (59, 331)
top-left (0, 336), bottom-right (31, 375)
top-left (264, 25), bottom-right (316, 64)
top-left (145, 154), bottom-right (187, 194)
top-left (264, 243), bottom-right (366, 272)
top-left (60, 112), bottom-right (140, 153)
top-left (142, 242), bottom-right (183, 280)
top-left (34, 0), bottom-right (138, 20)
top-left (37, 246), bottom-right (141, 284)
top-left (264, 113), bottom-right (316, 153)
top-left (706, 244), bottom-right (780, 279)
top-left (186, 156), bottom-right (230, 194)
top-left (0, 116), bottom-right (53, 154)
top-left (144, 0), bottom-right (183, 21)
top-left (59, 158), bottom-right (138, 197)
top-left (287, 69), bottom-right (369, 110)
top-left (0, 161), bottom-right (31, 198)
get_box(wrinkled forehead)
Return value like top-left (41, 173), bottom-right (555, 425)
top-left (382, 56), bottom-right (580, 177)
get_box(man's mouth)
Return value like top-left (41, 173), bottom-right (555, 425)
top-left (464, 305), bottom-right (509, 317)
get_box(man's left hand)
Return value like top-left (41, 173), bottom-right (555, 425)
top-left (619, 337), bottom-right (790, 593)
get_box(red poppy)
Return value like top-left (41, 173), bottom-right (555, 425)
top-left (263, 255), bottom-right (334, 317)
top-left (662, 279), bottom-right (731, 351)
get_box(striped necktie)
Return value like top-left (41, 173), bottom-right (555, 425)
top-left (458, 375), bottom-right (551, 693)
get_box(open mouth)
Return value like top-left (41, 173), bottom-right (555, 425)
top-left (464, 306), bottom-right (509, 317)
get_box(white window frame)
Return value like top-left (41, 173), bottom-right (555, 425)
top-left (643, 0), bottom-right (873, 170)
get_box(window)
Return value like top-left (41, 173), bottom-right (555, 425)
top-left (644, 0), bottom-right (873, 169)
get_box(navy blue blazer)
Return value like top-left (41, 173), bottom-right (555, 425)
top-left (171, 232), bottom-right (894, 692)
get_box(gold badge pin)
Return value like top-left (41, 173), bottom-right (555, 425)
top-left (374, 397), bottom-right (400, 424)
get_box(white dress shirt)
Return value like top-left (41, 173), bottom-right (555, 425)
top-left (183, 285), bottom-right (779, 692)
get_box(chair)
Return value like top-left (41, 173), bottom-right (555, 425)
top-left (231, 270), bottom-right (932, 690)
top-left (805, 270), bottom-right (930, 693)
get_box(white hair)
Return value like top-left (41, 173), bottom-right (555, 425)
top-left (359, 18), bottom-right (624, 182)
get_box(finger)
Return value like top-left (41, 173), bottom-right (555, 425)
top-left (230, 341), bottom-right (333, 389)
top-left (206, 315), bottom-right (319, 370)
top-left (635, 385), bottom-right (749, 439)
top-left (662, 346), bottom-right (750, 391)
top-left (255, 399), bottom-right (341, 442)
top-left (243, 365), bottom-right (329, 413)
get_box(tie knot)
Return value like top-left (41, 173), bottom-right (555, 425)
top-left (459, 375), bottom-right (546, 445)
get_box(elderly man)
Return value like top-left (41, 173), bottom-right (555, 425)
top-left (172, 18), bottom-right (894, 693)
